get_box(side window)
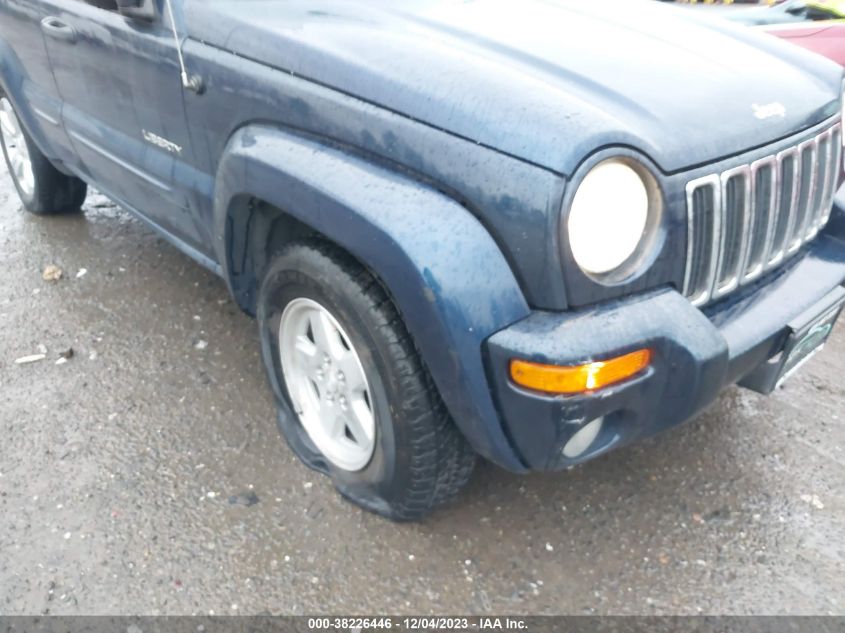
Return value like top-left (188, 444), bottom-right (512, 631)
top-left (806, 8), bottom-right (837, 21)
top-left (83, 0), bottom-right (119, 11)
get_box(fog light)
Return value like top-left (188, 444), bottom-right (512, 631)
top-left (509, 349), bottom-right (651, 395)
top-left (562, 417), bottom-right (604, 459)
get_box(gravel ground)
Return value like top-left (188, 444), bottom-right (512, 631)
top-left (1, 161), bottom-right (844, 614)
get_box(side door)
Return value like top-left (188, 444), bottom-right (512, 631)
top-left (38, 0), bottom-right (208, 252)
top-left (0, 0), bottom-right (79, 169)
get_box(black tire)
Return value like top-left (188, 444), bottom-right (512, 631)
top-left (258, 240), bottom-right (476, 521)
top-left (0, 95), bottom-right (87, 215)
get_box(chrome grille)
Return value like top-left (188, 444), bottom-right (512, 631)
top-left (683, 122), bottom-right (842, 307)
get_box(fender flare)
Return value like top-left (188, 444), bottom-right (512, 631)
top-left (213, 125), bottom-right (531, 471)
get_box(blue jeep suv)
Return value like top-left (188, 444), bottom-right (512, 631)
top-left (2, 0), bottom-right (844, 520)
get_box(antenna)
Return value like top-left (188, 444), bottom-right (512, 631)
top-left (163, 0), bottom-right (203, 93)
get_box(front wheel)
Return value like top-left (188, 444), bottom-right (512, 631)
top-left (258, 241), bottom-right (476, 521)
top-left (0, 96), bottom-right (87, 215)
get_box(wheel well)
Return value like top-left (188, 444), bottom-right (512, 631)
top-left (227, 197), bottom-right (327, 315)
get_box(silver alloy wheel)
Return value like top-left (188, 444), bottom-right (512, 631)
top-left (278, 298), bottom-right (376, 472)
top-left (0, 97), bottom-right (35, 198)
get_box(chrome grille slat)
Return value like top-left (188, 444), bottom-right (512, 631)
top-left (768, 147), bottom-right (799, 269)
top-left (684, 122), bottom-right (840, 308)
top-left (713, 166), bottom-right (750, 298)
top-left (683, 175), bottom-right (721, 307)
top-left (804, 136), bottom-right (823, 239)
top-left (744, 157), bottom-right (777, 282)
top-left (788, 139), bottom-right (817, 253)
top-left (806, 130), bottom-right (830, 241)
top-left (819, 124), bottom-right (842, 228)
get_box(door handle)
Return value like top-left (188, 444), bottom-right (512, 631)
top-left (41, 16), bottom-right (77, 43)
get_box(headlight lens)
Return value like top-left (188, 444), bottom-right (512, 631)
top-left (567, 158), bottom-right (659, 277)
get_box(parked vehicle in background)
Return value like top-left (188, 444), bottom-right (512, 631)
top-left (763, 20), bottom-right (845, 66)
top-left (727, 0), bottom-right (845, 26)
top-left (1, 0), bottom-right (844, 521)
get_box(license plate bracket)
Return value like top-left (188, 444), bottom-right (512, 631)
top-left (739, 286), bottom-right (845, 395)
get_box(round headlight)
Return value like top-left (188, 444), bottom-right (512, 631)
top-left (567, 158), bottom-right (659, 277)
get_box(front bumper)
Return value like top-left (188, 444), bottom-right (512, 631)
top-left (485, 228), bottom-right (845, 472)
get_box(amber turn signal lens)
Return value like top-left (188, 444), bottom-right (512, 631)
top-left (510, 349), bottom-right (652, 395)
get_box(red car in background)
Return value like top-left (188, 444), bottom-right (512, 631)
top-left (764, 21), bottom-right (845, 66)
top-left (721, 0), bottom-right (845, 66)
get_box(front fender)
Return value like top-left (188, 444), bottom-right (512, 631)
top-left (214, 125), bottom-right (532, 471)
top-left (0, 41), bottom-right (53, 161)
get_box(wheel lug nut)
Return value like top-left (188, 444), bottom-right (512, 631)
top-left (337, 371), bottom-right (345, 383)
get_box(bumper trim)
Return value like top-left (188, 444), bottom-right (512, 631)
top-left (739, 285), bottom-right (845, 394)
top-left (486, 232), bottom-right (845, 471)
top-left (486, 289), bottom-right (729, 470)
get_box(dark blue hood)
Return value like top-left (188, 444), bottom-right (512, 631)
top-left (185, 0), bottom-right (843, 175)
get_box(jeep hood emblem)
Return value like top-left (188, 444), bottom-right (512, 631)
top-left (752, 102), bottom-right (787, 120)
